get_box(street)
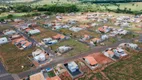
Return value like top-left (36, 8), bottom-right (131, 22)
top-left (18, 39), bottom-right (132, 79)
top-left (0, 62), bottom-right (14, 80)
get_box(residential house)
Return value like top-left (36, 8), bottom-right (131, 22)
top-left (25, 28), bottom-right (40, 35)
top-left (12, 36), bottom-right (32, 50)
top-left (81, 34), bottom-right (90, 41)
top-left (67, 61), bottom-right (79, 73)
top-left (32, 49), bottom-right (47, 62)
top-left (69, 27), bottom-right (83, 32)
top-left (9, 34), bottom-right (22, 40)
top-left (120, 22), bottom-right (130, 28)
top-left (127, 43), bottom-right (138, 49)
top-left (83, 56), bottom-right (98, 70)
top-left (52, 34), bottom-right (65, 40)
top-left (118, 29), bottom-right (128, 35)
top-left (113, 47), bottom-right (127, 58)
top-left (90, 38), bottom-right (101, 45)
top-left (64, 61), bottom-right (83, 79)
top-left (12, 37), bottom-right (26, 45)
top-left (62, 25), bottom-right (71, 28)
top-left (52, 25), bottom-right (62, 30)
top-left (90, 23), bottom-right (98, 27)
top-left (16, 40), bottom-right (32, 50)
top-left (13, 19), bottom-right (23, 23)
top-left (57, 46), bottom-right (72, 53)
top-left (0, 37), bottom-right (8, 45)
top-left (68, 19), bottom-right (77, 25)
top-left (3, 29), bottom-right (16, 36)
top-left (103, 48), bottom-right (127, 60)
top-left (101, 35), bottom-right (109, 41)
top-left (103, 48), bottom-right (117, 60)
top-left (98, 26), bottom-right (111, 33)
top-left (56, 16), bottom-right (62, 20)
top-left (42, 38), bottom-right (52, 45)
top-left (48, 40), bottom-right (58, 45)
top-left (119, 43), bottom-right (138, 50)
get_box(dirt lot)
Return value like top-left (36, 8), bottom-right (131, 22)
top-left (90, 53), bottom-right (113, 65)
top-left (0, 43), bottom-right (36, 73)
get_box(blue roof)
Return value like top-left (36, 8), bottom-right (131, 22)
top-left (46, 67), bottom-right (52, 71)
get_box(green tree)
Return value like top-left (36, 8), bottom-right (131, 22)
top-left (7, 14), bottom-right (13, 19)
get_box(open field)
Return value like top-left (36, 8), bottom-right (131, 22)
top-left (0, 43), bottom-right (36, 73)
top-left (32, 0), bottom-right (78, 5)
top-left (103, 51), bottom-right (142, 80)
top-left (0, 26), bottom-right (11, 32)
top-left (104, 2), bottom-right (142, 11)
top-left (51, 39), bottom-right (90, 57)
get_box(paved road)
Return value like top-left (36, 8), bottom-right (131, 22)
top-left (0, 62), bottom-right (14, 80)
top-left (18, 39), bottom-right (132, 79)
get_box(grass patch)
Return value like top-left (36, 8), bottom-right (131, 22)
top-left (31, 27), bottom-right (57, 42)
top-left (103, 51), bottom-right (142, 80)
top-left (0, 43), bottom-right (35, 73)
top-left (51, 39), bottom-right (90, 57)
top-left (0, 26), bottom-right (12, 32)
top-left (47, 70), bottom-right (56, 77)
top-left (59, 29), bottom-right (101, 38)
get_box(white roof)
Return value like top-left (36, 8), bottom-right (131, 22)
top-left (3, 30), bottom-right (16, 35)
top-left (68, 61), bottom-right (78, 68)
top-left (43, 38), bottom-right (52, 43)
top-left (32, 49), bottom-right (46, 62)
top-left (0, 37), bottom-right (8, 44)
top-left (69, 27), bottom-right (83, 32)
top-left (28, 29), bottom-right (40, 35)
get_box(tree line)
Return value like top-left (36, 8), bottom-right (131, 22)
top-left (79, 0), bottom-right (142, 3)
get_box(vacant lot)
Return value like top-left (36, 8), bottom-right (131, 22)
top-left (103, 51), bottom-right (142, 80)
top-left (32, 27), bottom-right (57, 42)
top-left (51, 39), bottom-right (90, 57)
top-left (0, 43), bottom-right (35, 73)
top-left (59, 29), bottom-right (100, 38)
top-left (0, 25), bottom-right (11, 32)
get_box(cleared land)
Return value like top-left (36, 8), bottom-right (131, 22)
top-left (103, 51), bottom-right (142, 80)
top-left (0, 43), bottom-right (36, 73)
